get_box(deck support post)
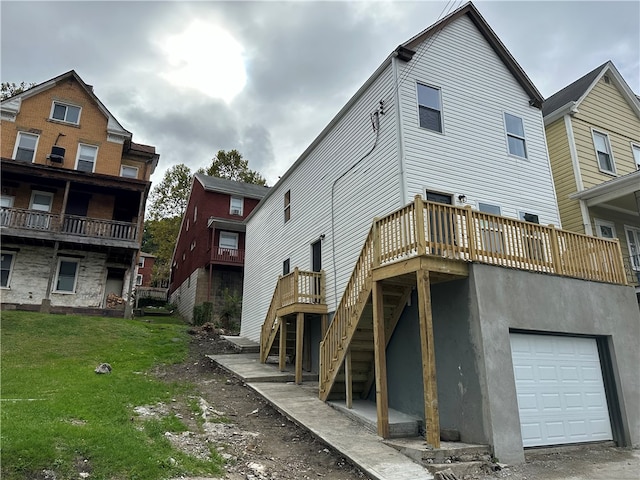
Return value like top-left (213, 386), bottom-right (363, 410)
top-left (417, 269), bottom-right (440, 448)
top-left (321, 313), bottom-right (328, 338)
top-left (372, 280), bottom-right (390, 438)
top-left (279, 318), bottom-right (287, 371)
top-left (345, 347), bottom-right (353, 409)
top-left (295, 312), bottom-right (304, 384)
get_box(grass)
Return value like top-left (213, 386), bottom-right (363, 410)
top-left (1, 311), bottom-right (224, 480)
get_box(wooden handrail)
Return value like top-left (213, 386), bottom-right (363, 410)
top-left (318, 195), bottom-right (627, 400)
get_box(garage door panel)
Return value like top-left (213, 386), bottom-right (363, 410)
top-left (510, 334), bottom-right (612, 447)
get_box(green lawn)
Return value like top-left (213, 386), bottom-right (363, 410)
top-left (1, 311), bottom-right (224, 479)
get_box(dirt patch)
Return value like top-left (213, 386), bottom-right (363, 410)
top-left (154, 325), bottom-right (370, 480)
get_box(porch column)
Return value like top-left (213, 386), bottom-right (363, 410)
top-left (345, 347), bottom-right (353, 409)
top-left (416, 269), bottom-right (440, 448)
top-left (41, 241), bottom-right (60, 312)
top-left (295, 312), bottom-right (304, 384)
top-left (372, 280), bottom-right (389, 438)
top-left (59, 180), bottom-right (71, 229)
top-left (124, 250), bottom-right (137, 319)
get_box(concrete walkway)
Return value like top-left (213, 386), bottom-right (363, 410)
top-left (209, 353), bottom-right (433, 480)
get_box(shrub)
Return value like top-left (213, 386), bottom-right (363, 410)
top-left (193, 302), bottom-right (213, 326)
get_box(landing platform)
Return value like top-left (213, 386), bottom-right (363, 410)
top-left (221, 335), bottom-right (260, 353)
top-left (208, 353), bottom-right (318, 383)
top-left (329, 399), bottom-right (422, 438)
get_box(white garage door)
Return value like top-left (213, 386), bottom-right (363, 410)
top-left (510, 333), bottom-right (612, 447)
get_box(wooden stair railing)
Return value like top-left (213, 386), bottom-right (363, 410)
top-left (260, 275), bottom-right (283, 363)
top-left (319, 226), bottom-right (376, 401)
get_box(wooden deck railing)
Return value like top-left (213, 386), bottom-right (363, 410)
top-left (318, 195), bottom-right (627, 400)
top-left (210, 247), bottom-right (245, 265)
top-left (1, 207), bottom-right (138, 242)
top-left (260, 268), bottom-right (325, 362)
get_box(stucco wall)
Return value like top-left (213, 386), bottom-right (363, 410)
top-left (470, 264), bottom-right (640, 463)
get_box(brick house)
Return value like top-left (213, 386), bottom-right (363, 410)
top-left (169, 173), bottom-right (268, 323)
top-left (0, 70), bottom-right (158, 316)
top-left (135, 252), bottom-right (155, 287)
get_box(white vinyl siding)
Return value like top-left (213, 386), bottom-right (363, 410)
top-left (241, 63), bottom-right (399, 342)
top-left (400, 14), bottom-right (560, 226)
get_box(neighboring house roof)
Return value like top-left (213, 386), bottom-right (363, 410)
top-left (246, 1), bottom-right (542, 221)
top-left (569, 169), bottom-right (640, 203)
top-left (0, 70), bottom-right (132, 142)
top-left (194, 172), bottom-right (269, 200)
top-left (542, 61), bottom-right (640, 124)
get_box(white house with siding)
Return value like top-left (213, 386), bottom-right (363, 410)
top-left (242, 3), bottom-right (560, 341)
top-left (239, 2), bottom-right (639, 464)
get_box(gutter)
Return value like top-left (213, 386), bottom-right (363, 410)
top-left (543, 101), bottom-right (578, 126)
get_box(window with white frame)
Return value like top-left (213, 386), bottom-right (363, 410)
top-left (120, 165), bottom-right (138, 178)
top-left (13, 132), bottom-right (39, 162)
top-left (51, 101), bottom-right (81, 124)
top-left (592, 130), bottom-right (615, 174)
top-left (54, 258), bottom-right (79, 293)
top-left (594, 218), bottom-right (616, 239)
top-left (478, 203), bottom-right (504, 254)
top-left (193, 205), bottom-right (198, 222)
top-left (632, 144), bottom-right (640, 170)
top-left (28, 190), bottom-right (54, 228)
top-left (625, 226), bottom-right (640, 273)
top-left (190, 240), bottom-right (196, 251)
top-left (1, 251), bottom-right (15, 288)
top-left (76, 144), bottom-right (98, 173)
top-left (230, 197), bottom-right (243, 216)
top-left (138, 257), bottom-right (145, 268)
top-left (136, 274), bottom-right (143, 286)
top-left (1, 195), bottom-right (14, 208)
top-left (504, 113), bottom-right (527, 158)
top-left (219, 231), bottom-right (239, 255)
top-left (417, 83), bottom-right (443, 133)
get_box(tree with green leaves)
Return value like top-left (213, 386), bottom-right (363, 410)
top-left (1, 82), bottom-right (36, 100)
top-left (199, 149), bottom-right (267, 186)
top-left (147, 163), bottom-right (192, 220)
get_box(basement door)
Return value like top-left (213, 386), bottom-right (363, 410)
top-left (510, 333), bottom-right (613, 447)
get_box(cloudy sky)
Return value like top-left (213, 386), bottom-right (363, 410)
top-left (2, 1), bottom-right (638, 186)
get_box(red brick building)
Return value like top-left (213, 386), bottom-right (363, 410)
top-left (169, 173), bottom-right (268, 322)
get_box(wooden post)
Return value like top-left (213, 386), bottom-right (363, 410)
top-left (414, 195), bottom-right (427, 256)
top-left (548, 225), bottom-right (563, 275)
top-left (372, 281), bottom-right (389, 438)
top-left (321, 313), bottom-right (328, 338)
top-left (295, 312), bottom-right (304, 384)
top-left (59, 180), bottom-right (71, 229)
top-left (279, 318), bottom-right (287, 372)
top-left (417, 270), bottom-right (440, 448)
top-left (345, 347), bottom-right (353, 409)
top-left (613, 239), bottom-right (628, 285)
top-left (294, 267), bottom-right (299, 303)
top-left (320, 269), bottom-right (326, 303)
top-left (465, 205), bottom-right (476, 261)
top-left (372, 218), bottom-right (381, 267)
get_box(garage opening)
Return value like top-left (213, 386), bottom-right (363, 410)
top-left (510, 333), bottom-right (613, 447)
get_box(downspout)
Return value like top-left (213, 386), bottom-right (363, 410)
top-left (392, 55), bottom-right (407, 206)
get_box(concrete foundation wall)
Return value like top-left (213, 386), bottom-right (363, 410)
top-left (470, 264), bottom-right (640, 464)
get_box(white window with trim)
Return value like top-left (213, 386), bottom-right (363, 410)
top-left (13, 132), bottom-right (39, 163)
top-left (594, 218), bottom-right (616, 239)
top-left (76, 144), bottom-right (98, 173)
top-left (29, 190), bottom-right (54, 229)
top-left (138, 257), bottom-right (145, 268)
top-left (417, 83), bottom-right (443, 133)
top-left (504, 113), bottom-right (527, 158)
top-left (54, 258), bottom-right (79, 293)
top-left (50, 101), bottom-right (81, 124)
top-left (592, 130), bottom-right (615, 174)
top-left (478, 203), bottom-right (504, 253)
top-left (219, 231), bottom-right (239, 256)
top-left (1, 195), bottom-right (14, 207)
top-left (230, 196), bottom-right (244, 216)
top-left (284, 190), bottom-right (291, 223)
top-left (120, 165), bottom-right (138, 178)
top-left (1, 251), bottom-right (15, 288)
top-left (136, 274), bottom-right (143, 286)
top-left (631, 143), bottom-right (640, 170)
top-left (624, 225), bottom-right (640, 276)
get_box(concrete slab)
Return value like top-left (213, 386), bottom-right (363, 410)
top-left (221, 335), bottom-right (260, 353)
top-left (208, 353), bottom-right (318, 383)
top-left (248, 382), bottom-right (433, 480)
top-left (329, 399), bottom-right (421, 438)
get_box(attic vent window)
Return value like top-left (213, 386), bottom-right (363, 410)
top-left (51, 102), bottom-right (81, 125)
top-left (603, 75), bottom-right (610, 84)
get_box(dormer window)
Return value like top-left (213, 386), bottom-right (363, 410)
top-left (51, 101), bottom-right (81, 125)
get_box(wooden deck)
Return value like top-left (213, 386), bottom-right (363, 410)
top-left (262, 195), bottom-right (627, 448)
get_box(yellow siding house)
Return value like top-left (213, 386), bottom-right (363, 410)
top-left (543, 61), bottom-right (640, 293)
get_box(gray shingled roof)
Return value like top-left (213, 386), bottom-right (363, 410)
top-left (542, 61), bottom-right (609, 117)
top-left (194, 172), bottom-right (269, 199)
